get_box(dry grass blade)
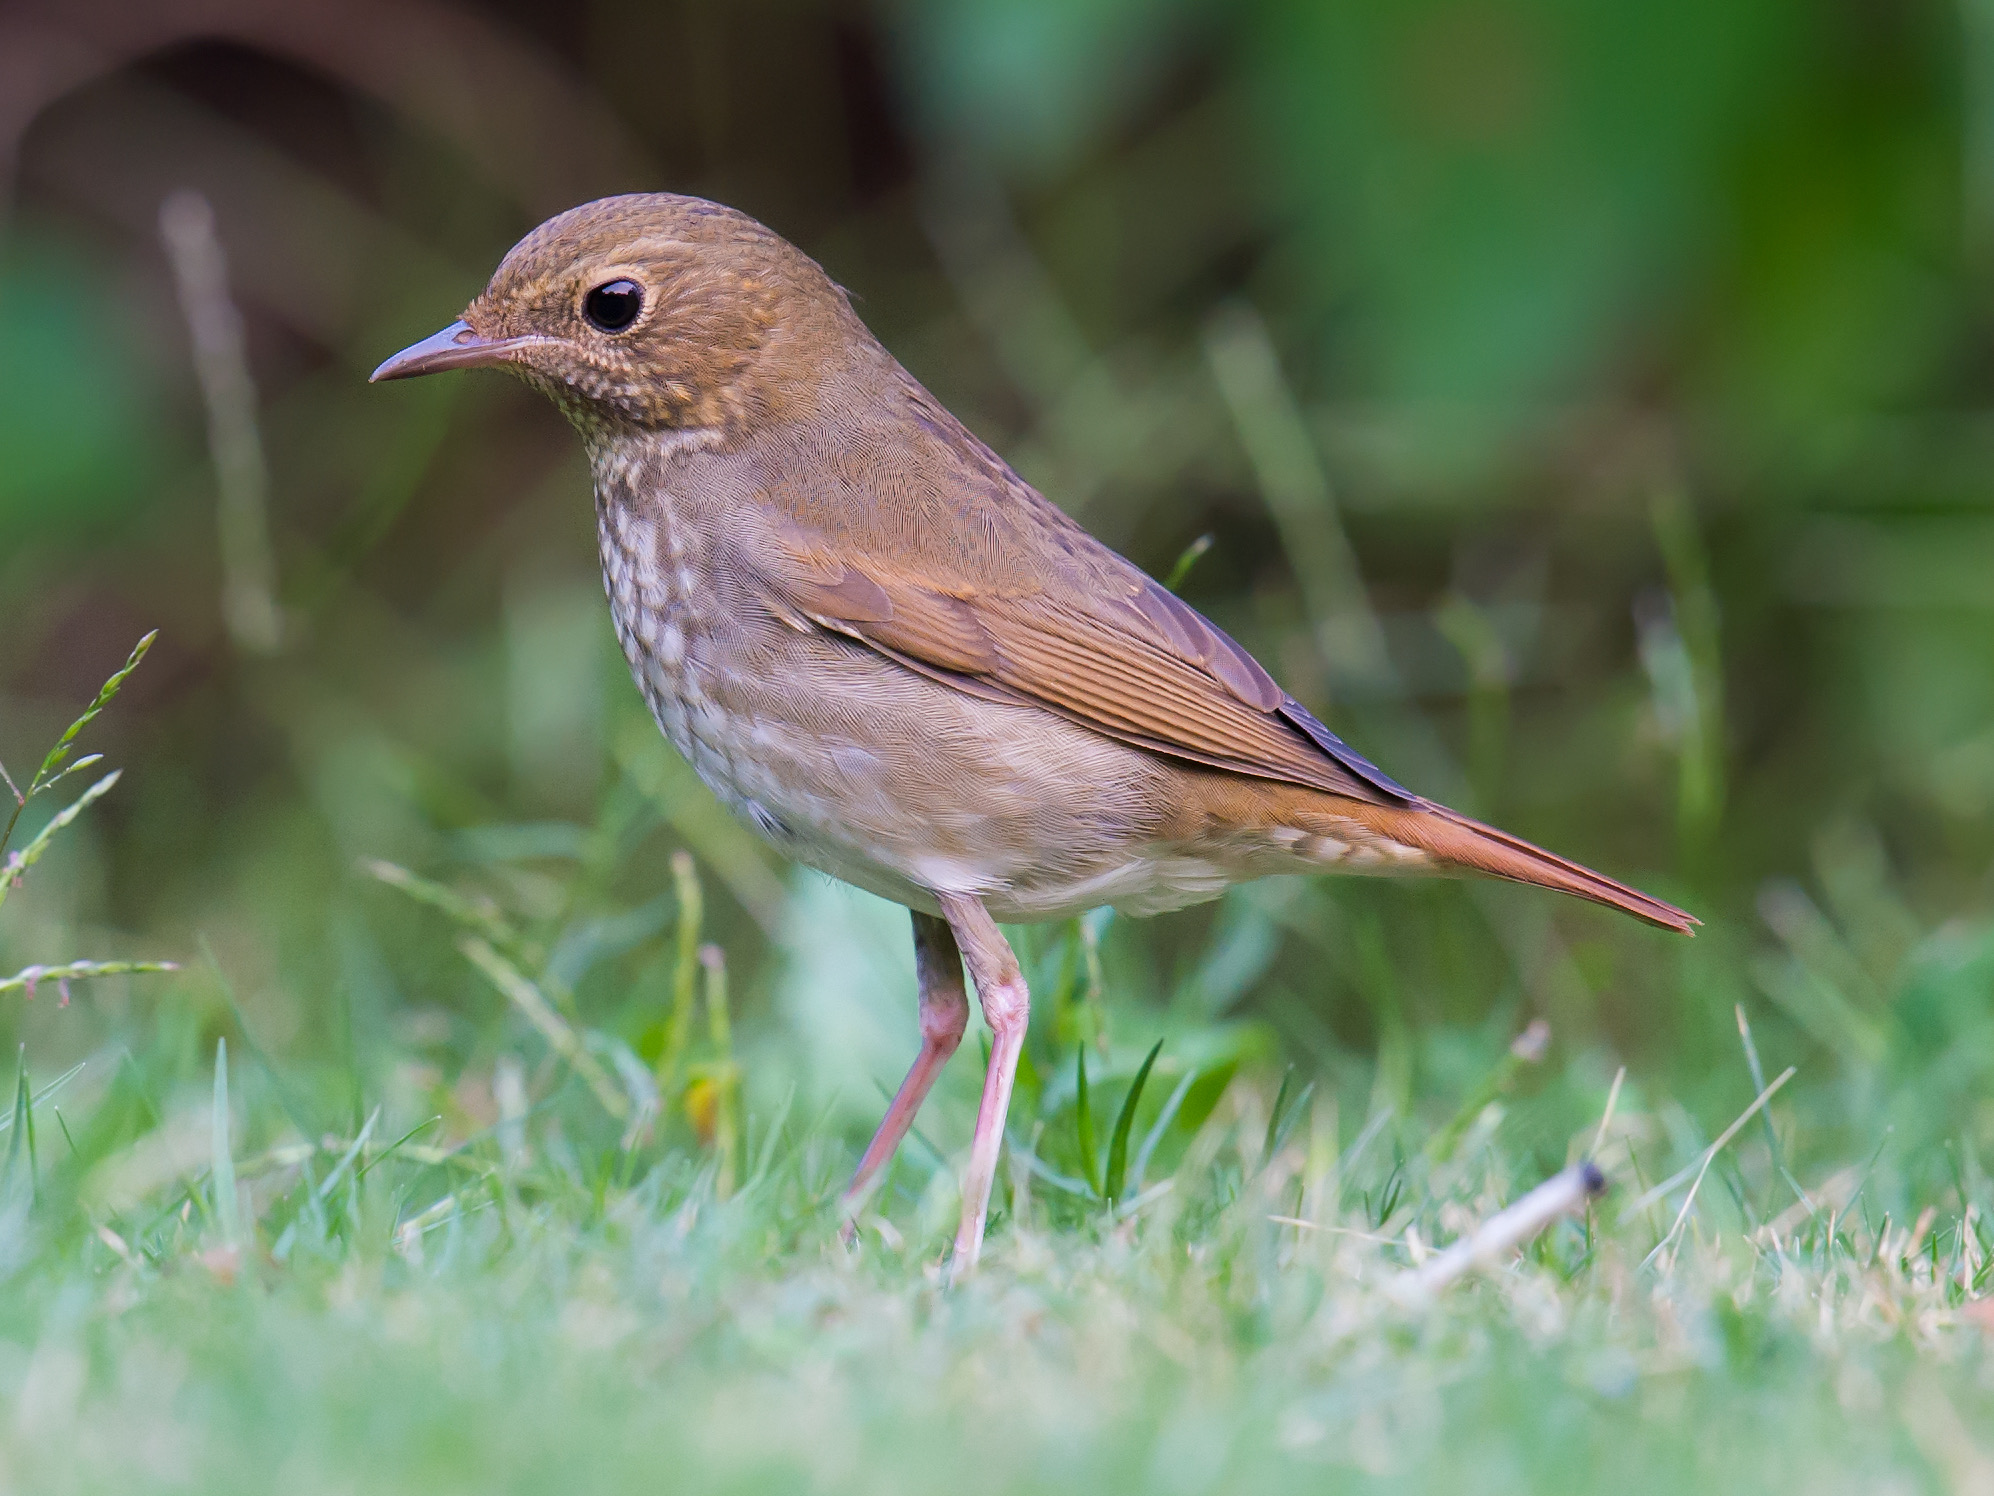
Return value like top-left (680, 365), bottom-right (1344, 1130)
top-left (1737, 1003), bottom-right (1812, 1210)
top-left (1592, 1066), bottom-right (1627, 1159)
top-left (1632, 1066), bottom-right (1798, 1270)
top-left (360, 860), bottom-right (517, 949)
top-left (1201, 300), bottom-right (1391, 682)
top-left (161, 189), bottom-right (282, 654)
top-left (1267, 1217), bottom-right (1398, 1244)
top-left (459, 936), bottom-right (628, 1121)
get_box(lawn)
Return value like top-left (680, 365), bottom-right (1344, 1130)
top-left (5, 2), bottom-right (1994, 1489)
top-left (3, 643), bottom-right (1992, 1495)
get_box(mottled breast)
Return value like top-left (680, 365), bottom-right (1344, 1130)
top-left (591, 430), bottom-right (770, 825)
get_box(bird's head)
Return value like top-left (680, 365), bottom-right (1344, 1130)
top-left (371, 193), bottom-right (865, 436)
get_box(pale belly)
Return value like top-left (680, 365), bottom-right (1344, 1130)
top-left (596, 499), bottom-right (1267, 922)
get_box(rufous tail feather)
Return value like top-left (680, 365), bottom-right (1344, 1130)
top-left (1391, 801), bottom-right (1698, 934)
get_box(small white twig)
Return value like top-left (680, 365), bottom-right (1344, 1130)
top-left (1392, 1163), bottom-right (1608, 1304)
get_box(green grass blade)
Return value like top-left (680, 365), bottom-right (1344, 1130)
top-left (2, 1049), bottom-right (32, 1212)
top-left (658, 851), bottom-right (704, 1091)
top-left (316, 1107), bottom-right (381, 1205)
top-left (1104, 1039), bottom-right (1163, 1204)
top-left (0, 632), bottom-right (152, 862)
top-left (700, 943), bottom-right (739, 1196)
top-left (1075, 1047), bottom-right (1101, 1197)
top-left (0, 960), bottom-right (179, 998)
top-left (0, 1061), bottom-right (88, 1134)
top-left (22, 630), bottom-right (154, 801)
top-left (32, 754), bottom-right (104, 797)
top-left (1262, 1067), bottom-right (1295, 1168)
top-left (1274, 1083), bottom-right (1315, 1160)
top-left (1262, 1069), bottom-right (1314, 1171)
top-left (1163, 533), bottom-right (1215, 593)
top-left (1003, 1131), bottom-right (1096, 1198)
top-left (1130, 1066), bottom-right (1199, 1195)
top-left (739, 1085), bottom-right (795, 1197)
top-left (0, 772), bottom-right (122, 915)
top-left (197, 940), bottom-right (318, 1146)
top-left (1427, 1022), bottom-right (1547, 1164)
top-left (212, 1038), bottom-right (240, 1246)
top-left (361, 860), bottom-right (519, 950)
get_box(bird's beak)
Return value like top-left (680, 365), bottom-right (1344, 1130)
top-left (369, 320), bottom-right (532, 382)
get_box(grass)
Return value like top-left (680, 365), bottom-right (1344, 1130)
top-left (7, 1019), bottom-right (1994, 1495)
top-left (0, 645), bottom-right (1990, 1493)
top-left (4, 6), bottom-right (1993, 1486)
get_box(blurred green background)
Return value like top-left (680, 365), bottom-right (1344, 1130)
top-left (1, 0), bottom-right (1991, 1183)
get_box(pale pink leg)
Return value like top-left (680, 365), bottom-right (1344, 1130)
top-left (842, 911), bottom-right (968, 1220)
top-left (937, 891), bottom-right (1029, 1276)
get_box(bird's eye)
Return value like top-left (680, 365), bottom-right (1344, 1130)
top-left (583, 279), bottom-right (644, 332)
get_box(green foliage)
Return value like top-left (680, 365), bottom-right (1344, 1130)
top-left (0, 939), bottom-right (1983, 1493)
top-left (1, 634), bottom-right (176, 996)
top-left (211, 1037), bottom-right (239, 1246)
top-left (1073, 1043), bottom-right (1100, 1194)
top-left (1, 1052), bottom-right (34, 1214)
top-left (1, 0), bottom-right (1992, 1486)
top-left (0, 631), bottom-right (152, 865)
top-left (0, 683), bottom-right (1988, 1485)
top-left (0, 238), bottom-right (164, 543)
top-left (1103, 1037), bottom-right (1162, 1203)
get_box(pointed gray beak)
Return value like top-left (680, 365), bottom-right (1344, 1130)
top-left (369, 320), bottom-right (535, 382)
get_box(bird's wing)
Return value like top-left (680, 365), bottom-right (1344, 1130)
top-left (740, 393), bottom-right (1413, 807)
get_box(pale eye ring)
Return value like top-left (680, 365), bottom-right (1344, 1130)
top-left (583, 279), bottom-right (643, 332)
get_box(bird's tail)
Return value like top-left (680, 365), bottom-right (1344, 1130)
top-left (1381, 800), bottom-right (1699, 934)
top-left (1175, 772), bottom-right (1699, 934)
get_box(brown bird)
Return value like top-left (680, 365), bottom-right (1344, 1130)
top-left (373, 193), bottom-right (1695, 1272)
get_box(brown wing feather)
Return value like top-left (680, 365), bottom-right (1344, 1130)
top-left (746, 384), bottom-right (1403, 802)
top-left (760, 534), bottom-right (1390, 802)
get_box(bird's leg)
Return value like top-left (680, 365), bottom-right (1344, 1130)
top-left (936, 891), bottom-right (1029, 1276)
top-left (842, 911), bottom-right (968, 1225)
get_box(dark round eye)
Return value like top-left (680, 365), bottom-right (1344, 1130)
top-left (583, 279), bottom-right (643, 332)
